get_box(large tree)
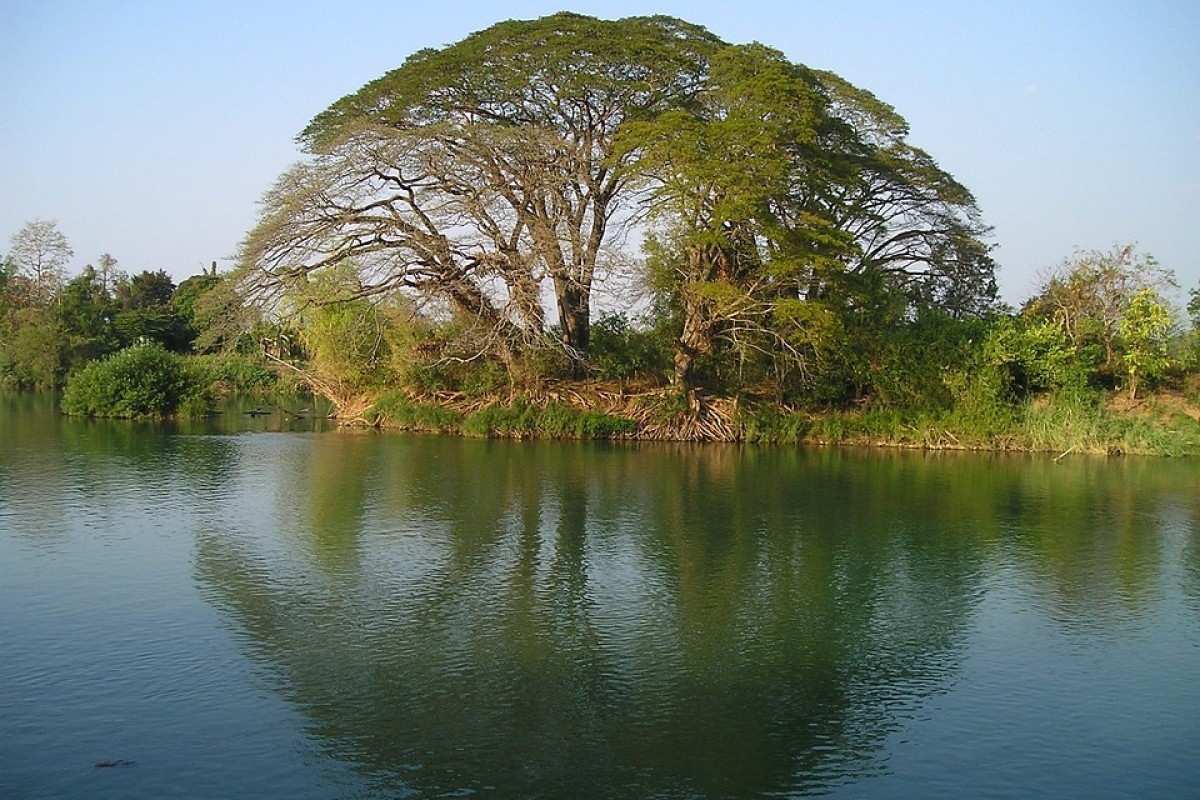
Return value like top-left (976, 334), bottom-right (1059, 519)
top-left (620, 44), bottom-right (845, 387)
top-left (240, 13), bottom-right (995, 397)
top-left (622, 44), bottom-right (996, 389)
top-left (241, 13), bottom-right (722, 372)
top-left (805, 72), bottom-right (996, 316)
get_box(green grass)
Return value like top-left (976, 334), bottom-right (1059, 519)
top-left (734, 391), bottom-right (1200, 456)
top-left (371, 396), bottom-right (635, 439)
top-left (1017, 397), bottom-right (1200, 456)
top-left (370, 393), bottom-right (464, 433)
top-left (463, 401), bottom-right (636, 439)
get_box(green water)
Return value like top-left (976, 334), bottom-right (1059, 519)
top-left (2, 392), bottom-right (1198, 798)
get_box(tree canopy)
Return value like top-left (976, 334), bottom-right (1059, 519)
top-left (238, 12), bottom-right (997, 394)
top-left (243, 13), bottom-right (724, 372)
top-left (8, 219), bottom-right (73, 305)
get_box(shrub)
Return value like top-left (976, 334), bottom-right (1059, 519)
top-left (589, 313), bottom-right (670, 381)
top-left (61, 342), bottom-right (212, 418)
top-left (189, 353), bottom-right (283, 395)
top-left (983, 316), bottom-right (1089, 398)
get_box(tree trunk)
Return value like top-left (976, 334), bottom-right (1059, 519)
top-left (672, 299), bottom-right (713, 388)
top-left (553, 279), bottom-right (590, 376)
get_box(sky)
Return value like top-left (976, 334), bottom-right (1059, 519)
top-left (2, 0), bottom-right (1197, 306)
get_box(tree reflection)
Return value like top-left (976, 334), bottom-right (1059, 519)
top-left (192, 439), bottom-right (1194, 798)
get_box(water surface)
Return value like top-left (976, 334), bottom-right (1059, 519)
top-left (2, 393), bottom-right (1197, 798)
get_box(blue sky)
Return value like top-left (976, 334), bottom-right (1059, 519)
top-left (2, 1), bottom-right (1197, 305)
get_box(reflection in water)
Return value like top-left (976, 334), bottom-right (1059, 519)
top-left (3, 395), bottom-right (1196, 799)
top-left (190, 440), bottom-right (1198, 798)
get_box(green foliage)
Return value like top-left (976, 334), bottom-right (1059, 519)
top-left (821, 301), bottom-right (987, 409)
top-left (275, 13), bottom-right (728, 364)
top-left (1183, 373), bottom-right (1200, 406)
top-left (188, 353), bottom-right (285, 396)
top-left (302, 13), bottom-right (722, 151)
top-left (513, 342), bottom-right (574, 387)
top-left (286, 265), bottom-right (408, 400)
top-left (983, 315), bottom-right (1088, 398)
top-left (55, 267), bottom-right (121, 368)
top-left (302, 299), bottom-right (396, 391)
top-left (939, 369), bottom-right (1022, 442)
top-left (0, 255), bottom-right (14, 298)
top-left (171, 271), bottom-right (222, 349)
top-left (112, 306), bottom-right (190, 351)
top-left (1023, 244), bottom-right (1175, 377)
top-left (733, 389), bottom-right (1199, 455)
top-left (588, 313), bottom-right (671, 381)
top-left (457, 359), bottom-right (510, 399)
top-left (0, 306), bottom-right (67, 389)
top-left (61, 342), bottom-right (212, 418)
top-left (1017, 392), bottom-right (1199, 456)
top-left (738, 405), bottom-right (812, 443)
top-left (623, 38), bottom-right (995, 389)
top-left (1118, 288), bottom-right (1174, 399)
top-left (116, 269), bottom-right (175, 309)
top-left (533, 402), bottom-right (638, 439)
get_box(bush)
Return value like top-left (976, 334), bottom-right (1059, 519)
top-left (189, 353), bottom-right (286, 395)
top-left (61, 342), bottom-right (212, 418)
top-left (983, 316), bottom-right (1089, 398)
top-left (588, 313), bottom-right (670, 381)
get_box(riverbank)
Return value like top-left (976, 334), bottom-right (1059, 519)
top-left (363, 383), bottom-right (1200, 457)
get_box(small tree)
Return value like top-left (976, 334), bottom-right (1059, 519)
top-left (0, 255), bottom-right (14, 301)
top-left (56, 266), bottom-right (121, 366)
top-left (1118, 289), bottom-right (1173, 400)
top-left (111, 269), bottom-right (189, 350)
top-left (1025, 245), bottom-right (1175, 376)
top-left (95, 253), bottom-right (120, 295)
top-left (0, 306), bottom-right (66, 389)
top-left (983, 315), bottom-right (1086, 399)
top-left (1187, 282), bottom-right (1200, 368)
top-left (8, 219), bottom-right (73, 305)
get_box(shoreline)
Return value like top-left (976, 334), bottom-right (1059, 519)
top-left (359, 385), bottom-right (1200, 457)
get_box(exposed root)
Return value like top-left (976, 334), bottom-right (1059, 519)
top-left (629, 392), bottom-right (741, 442)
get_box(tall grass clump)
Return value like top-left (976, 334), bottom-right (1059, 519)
top-left (463, 401), bottom-right (636, 439)
top-left (739, 405), bottom-right (812, 443)
top-left (1019, 391), bottom-right (1200, 456)
top-left (370, 392), bottom-right (463, 433)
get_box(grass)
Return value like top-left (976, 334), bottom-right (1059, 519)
top-left (370, 393), bottom-right (464, 433)
top-left (733, 391), bottom-right (1200, 456)
top-left (360, 384), bottom-right (1200, 455)
top-left (462, 401), bottom-right (637, 439)
top-left (371, 395), bottom-right (637, 440)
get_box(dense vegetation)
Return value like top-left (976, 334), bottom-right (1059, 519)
top-left (0, 244), bottom-right (290, 417)
top-left (3, 13), bottom-right (1199, 451)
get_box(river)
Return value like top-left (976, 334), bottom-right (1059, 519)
top-left (1, 392), bottom-right (1198, 798)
